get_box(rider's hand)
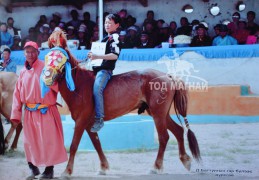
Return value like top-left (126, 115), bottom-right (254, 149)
top-left (87, 52), bottom-right (98, 60)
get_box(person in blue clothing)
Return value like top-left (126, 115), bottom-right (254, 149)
top-left (212, 24), bottom-right (238, 46)
top-left (0, 23), bottom-right (13, 48)
top-left (87, 13), bottom-right (121, 132)
top-left (0, 48), bottom-right (16, 73)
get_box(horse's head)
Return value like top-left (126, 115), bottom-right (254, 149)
top-left (42, 29), bottom-right (69, 86)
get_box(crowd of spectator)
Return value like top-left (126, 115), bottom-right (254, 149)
top-left (0, 9), bottom-right (258, 51)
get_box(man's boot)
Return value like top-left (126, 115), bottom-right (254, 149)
top-left (26, 162), bottom-right (40, 180)
top-left (90, 117), bottom-right (104, 132)
top-left (39, 166), bottom-right (54, 179)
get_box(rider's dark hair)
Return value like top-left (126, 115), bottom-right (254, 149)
top-left (105, 14), bottom-right (121, 25)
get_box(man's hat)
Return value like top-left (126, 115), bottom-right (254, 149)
top-left (13, 35), bottom-right (21, 40)
top-left (24, 41), bottom-right (39, 50)
top-left (67, 26), bottom-right (75, 30)
top-left (195, 24), bottom-right (207, 31)
top-left (161, 23), bottom-right (169, 29)
top-left (127, 26), bottom-right (138, 32)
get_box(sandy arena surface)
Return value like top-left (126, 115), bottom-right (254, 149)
top-left (1, 122), bottom-right (259, 180)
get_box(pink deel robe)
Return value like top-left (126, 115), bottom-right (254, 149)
top-left (11, 59), bottom-right (68, 166)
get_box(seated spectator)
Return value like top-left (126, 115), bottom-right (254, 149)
top-left (6, 17), bottom-right (19, 37)
top-left (66, 9), bottom-right (81, 31)
top-left (66, 26), bottom-right (77, 40)
top-left (176, 17), bottom-right (192, 36)
top-left (11, 35), bottom-right (22, 51)
top-left (169, 21), bottom-right (177, 37)
top-left (90, 29), bottom-right (99, 47)
top-left (35, 15), bottom-right (48, 35)
top-left (143, 10), bottom-right (157, 30)
top-left (158, 23), bottom-right (170, 45)
top-left (77, 24), bottom-right (90, 49)
top-left (50, 12), bottom-right (62, 27)
top-left (212, 24), bottom-right (221, 40)
top-left (82, 11), bottom-right (96, 37)
top-left (138, 31), bottom-right (154, 48)
top-left (117, 9), bottom-right (128, 30)
top-left (143, 21), bottom-right (159, 46)
top-left (227, 12), bottom-right (240, 35)
top-left (246, 11), bottom-right (258, 33)
top-left (0, 23), bottom-right (13, 48)
top-left (126, 26), bottom-right (141, 48)
top-left (0, 48), bottom-right (16, 73)
top-left (232, 19), bottom-right (250, 44)
top-left (126, 15), bottom-right (140, 34)
top-left (58, 22), bottom-right (66, 31)
top-left (119, 30), bottom-right (131, 49)
top-left (191, 19), bottom-right (200, 37)
top-left (37, 24), bottom-right (50, 46)
top-left (212, 24), bottom-right (237, 46)
top-left (49, 20), bottom-right (58, 33)
top-left (246, 27), bottom-right (259, 44)
top-left (190, 24), bottom-right (212, 47)
top-left (21, 27), bottom-right (37, 47)
top-left (157, 19), bottom-right (165, 29)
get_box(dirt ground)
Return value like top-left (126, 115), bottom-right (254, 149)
top-left (1, 122), bottom-right (259, 180)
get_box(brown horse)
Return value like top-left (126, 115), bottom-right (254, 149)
top-left (0, 71), bottom-right (23, 154)
top-left (42, 30), bottom-right (201, 177)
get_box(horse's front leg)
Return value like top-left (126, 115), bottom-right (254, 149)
top-left (86, 129), bottom-right (109, 175)
top-left (62, 120), bottom-right (85, 177)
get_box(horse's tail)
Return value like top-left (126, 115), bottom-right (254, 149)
top-left (0, 118), bottom-right (5, 155)
top-left (174, 84), bottom-right (201, 162)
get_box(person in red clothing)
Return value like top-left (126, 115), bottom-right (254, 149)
top-left (11, 41), bottom-right (67, 180)
top-left (233, 19), bottom-right (250, 44)
top-left (227, 12), bottom-right (240, 35)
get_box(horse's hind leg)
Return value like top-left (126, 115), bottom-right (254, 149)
top-left (86, 129), bottom-right (109, 174)
top-left (150, 115), bottom-right (170, 174)
top-left (166, 115), bottom-right (191, 170)
top-left (10, 123), bottom-right (23, 150)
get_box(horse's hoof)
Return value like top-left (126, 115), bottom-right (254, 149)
top-left (9, 148), bottom-right (17, 152)
top-left (97, 169), bottom-right (107, 175)
top-left (183, 159), bottom-right (191, 171)
top-left (149, 168), bottom-right (163, 174)
top-left (4, 143), bottom-right (9, 150)
top-left (61, 170), bottom-right (71, 179)
top-left (7, 148), bottom-right (17, 154)
top-left (180, 154), bottom-right (192, 171)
